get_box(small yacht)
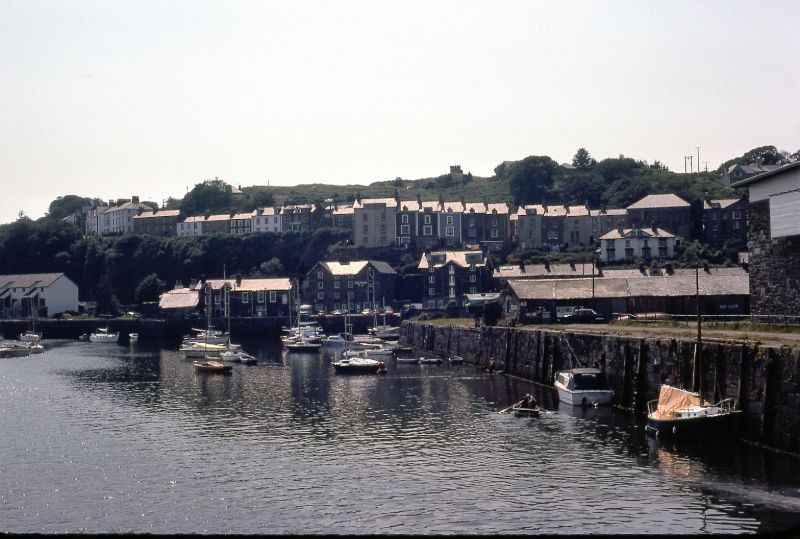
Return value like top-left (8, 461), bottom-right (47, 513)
top-left (554, 367), bottom-right (614, 407)
top-left (645, 384), bottom-right (740, 440)
top-left (332, 352), bottom-right (383, 375)
top-left (89, 327), bottom-right (119, 343)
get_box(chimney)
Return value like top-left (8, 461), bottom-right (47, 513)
top-left (417, 193), bottom-right (422, 208)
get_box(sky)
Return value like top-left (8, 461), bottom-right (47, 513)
top-left (1, 0), bottom-right (798, 224)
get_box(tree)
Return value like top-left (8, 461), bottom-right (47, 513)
top-left (259, 257), bottom-right (284, 276)
top-left (507, 155), bottom-right (560, 205)
top-left (46, 195), bottom-right (104, 221)
top-left (180, 177), bottom-right (234, 215)
top-left (571, 148), bottom-right (596, 171)
top-left (95, 275), bottom-right (121, 316)
top-left (134, 273), bottom-right (166, 303)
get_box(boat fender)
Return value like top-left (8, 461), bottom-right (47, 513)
top-left (672, 425), bottom-right (678, 435)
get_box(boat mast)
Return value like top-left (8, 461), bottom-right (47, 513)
top-left (692, 261), bottom-right (703, 399)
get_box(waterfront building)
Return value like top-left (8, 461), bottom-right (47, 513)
top-left (304, 260), bottom-right (397, 314)
top-left (599, 227), bottom-right (676, 263)
top-left (418, 250), bottom-right (493, 309)
top-left (251, 207), bottom-right (282, 233)
top-left (132, 209), bottom-right (180, 236)
top-left (732, 161), bottom-right (800, 317)
top-left (0, 273), bottom-right (79, 318)
top-left (203, 213), bottom-right (232, 235)
top-left (702, 198), bottom-right (747, 248)
top-left (626, 193), bottom-right (692, 240)
top-left (200, 277), bottom-right (293, 318)
top-left (494, 262), bottom-right (600, 285)
top-left (503, 266), bottom-right (749, 322)
top-left (158, 286), bottom-right (200, 319)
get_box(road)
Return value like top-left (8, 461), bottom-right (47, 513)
top-left (541, 322), bottom-right (800, 348)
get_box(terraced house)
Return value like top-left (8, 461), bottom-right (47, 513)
top-left (304, 260), bottom-right (397, 313)
top-left (418, 250), bottom-right (493, 309)
top-left (353, 197), bottom-right (397, 248)
top-left (132, 209), bottom-right (180, 236)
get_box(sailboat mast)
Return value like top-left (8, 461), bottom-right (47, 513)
top-left (692, 263), bottom-right (703, 396)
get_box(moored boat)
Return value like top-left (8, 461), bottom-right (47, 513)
top-left (449, 355), bottom-right (464, 364)
top-left (419, 356), bottom-right (442, 364)
top-left (180, 341), bottom-right (227, 359)
top-left (192, 357), bottom-right (233, 374)
top-left (554, 368), bottom-right (614, 407)
top-left (0, 344), bottom-right (31, 358)
top-left (89, 327), bottom-right (119, 343)
top-left (645, 384), bottom-right (740, 440)
top-left (512, 405), bottom-right (541, 418)
top-left (18, 331), bottom-right (42, 343)
top-left (396, 356), bottom-right (420, 365)
top-left (332, 352), bottom-right (383, 375)
top-left (286, 339), bottom-right (322, 352)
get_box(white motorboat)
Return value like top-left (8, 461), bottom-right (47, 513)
top-left (449, 355), bottom-right (464, 364)
top-left (26, 342), bottom-right (44, 354)
top-left (554, 368), bottom-right (614, 407)
top-left (365, 347), bottom-right (396, 360)
top-left (321, 334), bottom-right (351, 347)
top-left (419, 356), bottom-right (442, 364)
top-left (89, 327), bottom-right (119, 343)
top-left (396, 356), bottom-right (420, 365)
top-left (286, 339), bottom-right (321, 352)
top-left (373, 326), bottom-right (399, 341)
top-left (183, 327), bottom-right (229, 346)
top-left (0, 344), bottom-right (31, 358)
top-left (128, 332), bottom-right (139, 342)
top-left (18, 331), bottom-right (42, 343)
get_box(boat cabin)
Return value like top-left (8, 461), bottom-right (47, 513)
top-left (557, 368), bottom-right (608, 391)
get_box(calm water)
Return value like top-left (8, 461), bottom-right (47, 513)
top-left (1, 338), bottom-right (800, 535)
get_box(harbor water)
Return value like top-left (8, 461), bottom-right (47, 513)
top-left (2, 338), bottom-right (800, 535)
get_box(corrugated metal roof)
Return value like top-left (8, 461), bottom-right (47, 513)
top-left (508, 271), bottom-right (749, 300)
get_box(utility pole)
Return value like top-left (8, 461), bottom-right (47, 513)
top-left (703, 161), bottom-right (710, 172)
top-left (696, 146), bottom-right (701, 172)
top-left (688, 155), bottom-right (693, 173)
top-left (684, 156), bottom-right (688, 174)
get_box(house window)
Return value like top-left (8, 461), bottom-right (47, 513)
top-left (257, 291), bottom-right (265, 303)
top-left (317, 270), bottom-right (324, 279)
top-left (449, 287), bottom-right (455, 298)
top-left (269, 291), bottom-right (277, 302)
top-left (242, 292), bottom-right (249, 303)
top-left (424, 215), bottom-right (431, 224)
top-left (447, 215), bottom-right (453, 225)
top-left (317, 291), bottom-right (324, 300)
top-left (606, 249), bottom-right (615, 261)
top-left (428, 287), bottom-right (436, 296)
top-left (428, 275), bottom-right (435, 284)
top-left (492, 216), bottom-right (498, 226)
top-left (625, 248), bottom-right (634, 258)
top-left (348, 280), bottom-right (354, 288)
top-left (469, 274), bottom-right (477, 282)
top-left (400, 224), bottom-right (410, 235)
top-left (446, 226), bottom-right (454, 236)
top-left (470, 287), bottom-right (477, 294)
top-left (380, 224), bottom-right (386, 233)
top-left (402, 214), bottom-right (409, 224)
top-left (362, 214), bottom-right (368, 222)
top-left (334, 280), bottom-right (340, 288)
top-left (214, 293), bottom-right (220, 305)
top-left (348, 291), bottom-right (354, 300)
top-left (491, 228), bottom-right (499, 239)
top-left (449, 266), bottom-right (455, 274)
top-left (318, 281), bottom-right (324, 289)
top-left (423, 225), bottom-right (432, 235)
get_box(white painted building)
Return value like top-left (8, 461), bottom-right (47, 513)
top-left (103, 199), bottom-right (152, 235)
top-left (599, 227), bottom-right (676, 262)
top-left (252, 207), bottom-right (282, 233)
top-left (177, 216), bottom-right (207, 237)
top-left (0, 273), bottom-right (79, 318)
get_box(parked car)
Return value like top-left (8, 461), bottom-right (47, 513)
top-left (384, 307), bottom-right (394, 316)
top-left (331, 309), bottom-right (342, 316)
top-left (361, 308), bottom-right (373, 316)
top-left (298, 304), bottom-right (313, 316)
top-left (558, 308), bottom-right (605, 324)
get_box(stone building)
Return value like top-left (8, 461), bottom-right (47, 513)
top-left (626, 193), bottom-right (692, 240)
top-left (599, 227), bottom-right (676, 263)
top-left (514, 204), bottom-right (591, 251)
top-left (702, 198), bottom-right (747, 248)
top-left (721, 163), bottom-right (781, 188)
top-left (281, 204), bottom-right (317, 233)
top-left (732, 161), bottom-right (800, 317)
top-left (589, 208), bottom-right (628, 244)
top-left (418, 250), bottom-right (494, 309)
top-left (304, 260), bottom-right (397, 314)
top-left (252, 207), bottom-right (282, 233)
top-left (352, 198), bottom-right (397, 248)
top-left (132, 209), bottom-right (180, 236)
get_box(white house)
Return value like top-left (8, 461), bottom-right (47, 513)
top-left (252, 207), bottom-right (282, 233)
top-left (103, 198), bottom-right (151, 235)
top-left (599, 227), bottom-right (676, 263)
top-left (0, 273), bottom-right (79, 318)
top-left (177, 216), bottom-right (207, 237)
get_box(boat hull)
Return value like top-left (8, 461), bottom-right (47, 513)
top-left (89, 334), bottom-right (119, 343)
top-left (645, 411), bottom-right (741, 440)
top-left (332, 364), bottom-right (380, 375)
top-left (555, 385), bottom-right (614, 407)
top-left (513, 406), bottom-right (541, 418)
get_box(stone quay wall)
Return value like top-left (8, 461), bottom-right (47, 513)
top-left (400, 321), bottom-right (800, 455)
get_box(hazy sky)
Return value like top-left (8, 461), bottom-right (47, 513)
top-left (2, 0), bottom-right (798, 224)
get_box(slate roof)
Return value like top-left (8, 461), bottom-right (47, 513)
top-left (418, 250), bottom-right (487, 269)
top-left (589, 208), bottom-right (628, 217)
top-left (495, 263), bottom-right (598, 280)
top-left (352, 198), bottom-right (398, 209)
top-left (318, 260), bottom-right (397, 276)
top-left (703, 199), bottom-right (742, 210)
top-left (133, 209), bottom-right (181, 219)
top-left (197, 278), bottom-right (293, 292)
top-left (731, 161), bottom-right (800, 187)
top-left (599, 227), bottom-right (675, 240)
top-left (158, 288), bottom-right (200, 310)
top-left (0, 273), bottom-right (68, 290)
top-left (516, 204), bottom-right (590, 217)
top-left (627, 193), bottom-right (690, 209)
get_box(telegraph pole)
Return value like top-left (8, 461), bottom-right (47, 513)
top-left (684, 156), bottom-right (688, 174)
top-left (696, 146), bottom-right (701, 172)
top-left (688, 155), bottom-right (693, 173)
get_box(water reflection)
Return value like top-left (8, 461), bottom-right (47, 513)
top-left (1, 338), bottom-right (799, 534)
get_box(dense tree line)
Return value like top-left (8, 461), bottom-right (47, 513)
top-left (0, 218), bottom-right (350, 313)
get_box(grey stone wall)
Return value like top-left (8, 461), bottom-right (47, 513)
top-left (401, 321), bottom-right (800, 455)
top-left (747, 199), bottom-right (800, 316)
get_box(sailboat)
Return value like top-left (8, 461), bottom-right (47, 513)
top-left (19, 309), bottom-right (42, 342)
top-left (218, 281), bottom-right (257, 364)
top-left (645, 264), bottom-right (740, 440)
top-left (193, 281), bottom-right (232, 374)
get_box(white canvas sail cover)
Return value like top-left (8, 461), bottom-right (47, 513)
top-left (653, 384), bottom-right (701, 419)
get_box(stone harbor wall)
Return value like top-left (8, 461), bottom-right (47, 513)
top-left (400, 321), bottom-right (800, 455)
